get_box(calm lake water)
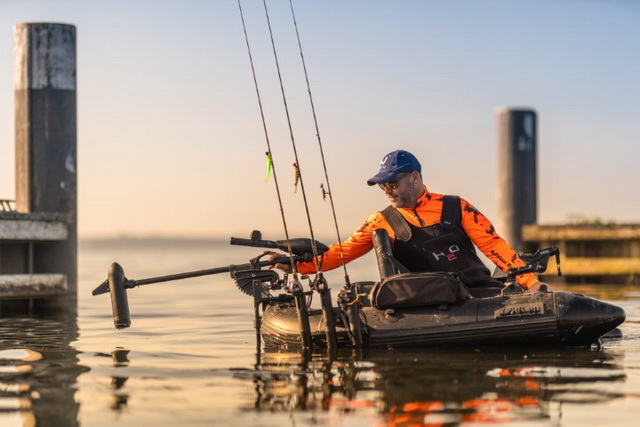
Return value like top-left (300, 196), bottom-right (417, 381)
top-left (1, 238), bottom-right (639, 426)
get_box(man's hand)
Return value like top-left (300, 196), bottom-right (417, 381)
top-left (527, 281), bottom-right (552, 293)
top-left (264, 251), bottom-right (293, 273)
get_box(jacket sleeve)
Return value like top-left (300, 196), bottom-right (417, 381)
top-left (296, 213), bottom-right (384, 274)
top-left (459, 198), bottom-right (538, 288)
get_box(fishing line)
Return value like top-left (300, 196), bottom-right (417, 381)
top-left (237, 0), bottom-right (298, 273)
top-left (261, 0), bottom-right (323, 271)
top-left (287, 0), bottom-right (352, 286)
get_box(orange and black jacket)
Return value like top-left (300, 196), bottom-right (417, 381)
top-left (298, 187), bottom-right (538, 288)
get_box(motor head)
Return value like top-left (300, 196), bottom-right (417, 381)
top-left (108, 262), bottom-right (131, 329)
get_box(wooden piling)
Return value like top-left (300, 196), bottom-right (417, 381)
top-left (496, 108), bottom-right (537, 252)
top-left (14, 23), bottom-right (77, 295)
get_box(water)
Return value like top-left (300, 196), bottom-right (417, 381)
top-left (1, 238), bottom-right (639, 426)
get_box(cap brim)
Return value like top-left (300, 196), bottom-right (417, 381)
top-left (367, 170), bottom-right (400, 186)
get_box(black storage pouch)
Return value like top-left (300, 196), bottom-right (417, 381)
top-left (370, 272), bottom-right (471, 309)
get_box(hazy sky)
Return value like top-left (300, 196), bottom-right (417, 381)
top-left (0, 0), bottom-right (638, 240)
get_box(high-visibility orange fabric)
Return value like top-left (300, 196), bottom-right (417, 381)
top-left (298, 187), bottom-right (538, 288)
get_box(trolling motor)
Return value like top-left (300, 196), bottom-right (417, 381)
top-left (92, 230), bottom-right (328, 331)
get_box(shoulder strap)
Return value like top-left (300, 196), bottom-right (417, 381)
top-left (441, 195), bottom-right (462, 229)
top-left (380, 205), bottom-right (412, 242)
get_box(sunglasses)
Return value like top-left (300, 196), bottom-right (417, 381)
top-left (378, 173), bottom-right (407, 191)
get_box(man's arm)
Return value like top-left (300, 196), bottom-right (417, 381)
top-left (296, 213), bottom-right (384, 274)
top-left (459, 198), bottom-right (543, 289)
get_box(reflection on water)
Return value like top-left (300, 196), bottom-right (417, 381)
top-left (94, 347), bottom-right (130, 411)
top-left (233, 345), bottom-right (627, 425)
top-left (0, 311), bottom-right (87, 426)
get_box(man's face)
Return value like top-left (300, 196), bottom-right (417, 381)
top-left (379, 172), bottom-right (419, 208)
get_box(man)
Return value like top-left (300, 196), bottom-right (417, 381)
top-left (276, 149), bottom-right (548, 293)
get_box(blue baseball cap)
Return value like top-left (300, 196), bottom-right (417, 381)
top-left (367, 150), bottom-right (422, 186)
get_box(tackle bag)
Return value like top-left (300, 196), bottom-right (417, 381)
top-left (369, 271), bottom-right (471, 309)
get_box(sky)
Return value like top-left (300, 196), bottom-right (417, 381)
top-left (0, 0), bottom-right (638, 241)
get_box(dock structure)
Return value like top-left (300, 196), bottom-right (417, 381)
top-left (497, 108), bottom-right (640, 284)
top-left (523, 224), bottom-right (640, 284)
top-left (496, 108), bottom-right (537, 253)
top-left (0, 23), bottom-right (76, 303)
top-left (0, 207), bottom-right (68, 298)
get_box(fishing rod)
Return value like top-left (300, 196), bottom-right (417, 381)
top-left (287, 0), bottom-right (352, 287)
top-left (237, 1), bottom-right (359, 348)
top-left (239, 0), bottom-right (328, 349)
top-left (260, 0), bottom-right (323, 270)
top-left (237, 0), bottom-right (298, 275)
top-left (284, 1), bottom-right (362, 345)
top-left (259, 0), bottom-right (357, 348)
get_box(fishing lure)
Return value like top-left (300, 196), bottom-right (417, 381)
top-left (264, 151), bottom-right (273, 182)
top-left (293, 163), bottom-right (300, 193)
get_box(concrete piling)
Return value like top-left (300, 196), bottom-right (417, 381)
top-left (497, 108), bottom-right (537, 252)
top-left (13, 23), bottom-right (77, 295)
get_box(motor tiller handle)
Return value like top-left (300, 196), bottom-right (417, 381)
top-left (506, 246), bottom-right (562, 282)
top-left (230, 230), bottom-right (329, 256)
